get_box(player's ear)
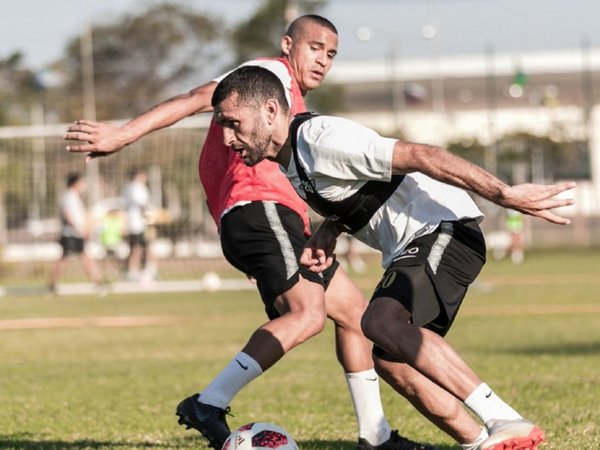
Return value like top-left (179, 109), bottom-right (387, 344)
top-left (264, 99), bottom-right (279, 124)
top-left (280, 35), bottom-right (292, 56)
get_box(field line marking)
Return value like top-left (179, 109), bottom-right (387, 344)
top-left (461, 303), bottom-right (600, 317)
top-left (0, 315), bottom-right (185, 331)
top-left (1, 303), bottom-right (599, 331)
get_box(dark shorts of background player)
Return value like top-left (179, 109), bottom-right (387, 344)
top-left (371, 218), bottom-right (486, 362)
top-left (220, 201), bottom-right (339, 320)
top-left (59, 236), bottom-right (85, 257)
top-left (127, 232), bottom-right (147, 248)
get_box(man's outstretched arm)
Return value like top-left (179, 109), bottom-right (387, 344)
top-left (64, 81), bottom-right (217, 160)
top-left (391, 141), bottom-right (575, 225)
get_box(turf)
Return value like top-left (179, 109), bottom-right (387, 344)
top-left (0, 250), bottom-right (598, 449)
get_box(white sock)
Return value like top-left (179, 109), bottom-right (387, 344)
top-left (464, 383), bottom-right (522, 424)
top-left (460, 426), bottom-right (489, 450)
top-left (199, 352), bottom-right (263, 409)
top-left (345, 369), bottom-right (392, 446)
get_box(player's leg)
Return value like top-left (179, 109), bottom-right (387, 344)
top-left (326, 268), bottom-right (441, 450)
top-left (80, 244), bottom-right (102, 286)
top-left (176, 202), bottom-right (330, 449)
top-left (324, 268), bottom-right (393, 447)
top-left (49, 237), bottom-right (69, 292)
top-left (361, 221), bottom-right (544, 449)
top-left (374, 354), bottom-right (486, 447)
top-left (49, 236), bottom-right (78, 292)
top-left (126, 235), bottom-right (144, 279)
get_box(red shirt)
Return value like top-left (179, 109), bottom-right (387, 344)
top-left (198, 58), bottom-right (310, 233)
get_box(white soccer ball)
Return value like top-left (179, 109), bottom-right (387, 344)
top-left (202, 271), bottom-right (222, 292)
top-left (221, 422), bottom-right (298, 450)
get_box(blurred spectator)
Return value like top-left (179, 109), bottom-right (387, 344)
top-left (505, 209), bottom-right (525, 264)
top-left (99, 208), bottom-right (125, 280)
top-left (49, 172), bottom-right (103, 293)
top-left (123, 168), bottom-right (157, 281)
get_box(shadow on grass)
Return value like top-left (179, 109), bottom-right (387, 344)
top-left (499, 341), bottom-right (600, 356)
top-left (0, 434), bottom-right (173, 450)
top-left (299, 440), bottom-right (455, 450)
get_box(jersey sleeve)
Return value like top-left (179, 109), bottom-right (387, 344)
top-left (297, 116), bottom-right (397, 182)
top-left (212, 59), bottom-right (293, 107)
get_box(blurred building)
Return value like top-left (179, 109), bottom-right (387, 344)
top-left (326, 47), bottom-right (600, 217)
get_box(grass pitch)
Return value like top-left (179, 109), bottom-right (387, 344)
top-left (0, 250), bottom-right (599, 449)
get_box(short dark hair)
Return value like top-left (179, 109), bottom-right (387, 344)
top-left (211, 66), bottom-right (290, 113)
top-left (129, 167), bottom-right (146, 180)
top-left (285, 14), bottom-right (338, 40)
top-left (66, 172), bottom-right (82, 188)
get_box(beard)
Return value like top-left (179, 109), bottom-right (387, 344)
top-left (242, 121), bottom-right (272, 167)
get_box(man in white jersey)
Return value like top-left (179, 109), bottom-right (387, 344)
top-left (210, 66), bottom-right (576, 450)
top-left (49, 172), bottom-right (103, 293)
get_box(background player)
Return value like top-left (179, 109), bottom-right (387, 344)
top-left (209, 65), bottom-right (576, 450)
top-left (65, 15), bottom-right (444, 450)
top-left (49, 172), bottom-right (103, 294)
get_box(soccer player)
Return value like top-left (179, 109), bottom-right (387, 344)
top-left (122, 168), bottom-right (157, 281)
top-left (49, 172), bottom-right (103, 294)
top-left (65, 15), bottom-right (440, 450)
top-left (209, 65), bottom-right (577, 450)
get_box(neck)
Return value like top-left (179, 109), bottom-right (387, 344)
top-left (272, 114), bottom-right (293, 168)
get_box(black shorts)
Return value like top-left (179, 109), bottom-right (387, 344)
top-left (127, 233), bottom-right (147, 247)
top-left (59, 236), bottom-right (85, 257)
top-left (371, 219), bottom-right (485, 359)
top-left (220, 201), bottom-right (339, 319)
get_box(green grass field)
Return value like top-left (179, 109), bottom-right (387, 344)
top-left (0, 250), bottom-right (599, 450)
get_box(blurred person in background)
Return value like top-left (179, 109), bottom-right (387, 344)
top-left (123, 167), bottom-right (158, 281)
top-left (505, 210), bottom-right (525, 264)
top-left (49, 172), bottom-right (103, 294)
top-left (99, 207), bottom-right (125, 281)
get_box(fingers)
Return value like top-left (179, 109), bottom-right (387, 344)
top-left (67, 122), bottom-right (96, 134)
top-left (74, 119), bottom-right (99, 127)
top-left (64, 131), bottom-right (94, 143)
top-left (534, 209), bottom-right (571, 225)
top-left (65, 143), bottom-right (97, 152)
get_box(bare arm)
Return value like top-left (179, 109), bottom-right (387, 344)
top-left (65, 81), bottom-right (217, 160)
top-left (391, 141), bottom-right (575, 225)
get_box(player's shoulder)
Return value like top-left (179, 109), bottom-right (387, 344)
top-left (299, 115), bottom-right (377, 144)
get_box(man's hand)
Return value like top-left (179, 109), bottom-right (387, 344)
top-left (500, 181), bottom-right (576, 225)
top-left (300, 219), bottom-right (343, 273)
top-left (65, 120), bottom-right (129, 162)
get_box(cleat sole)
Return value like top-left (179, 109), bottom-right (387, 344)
top-left (482, 426), bottom-right (545, 450)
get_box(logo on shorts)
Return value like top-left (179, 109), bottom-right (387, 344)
top-left (394, 246), bottom-right (419, 261)
top-left (300, 178), bottom-right (317, 194)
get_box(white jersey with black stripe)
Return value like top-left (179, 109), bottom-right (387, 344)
top-left (284, 115), bottom-right (484, 269)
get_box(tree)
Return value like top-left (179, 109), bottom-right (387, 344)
top-left (0, 52), bottom-right (42, 125)
top-left (230, 0), bottom-right (324, 65)
top-left (52, 2), bottom-right (220, 121)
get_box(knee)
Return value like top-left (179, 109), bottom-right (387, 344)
top-left (360, 303), bottom-right (382, 343)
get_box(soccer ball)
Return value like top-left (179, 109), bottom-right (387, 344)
top-left (221, 422), bottom-right (298, 450)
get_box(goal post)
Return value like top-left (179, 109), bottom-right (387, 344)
top-left (0, 116), bottom-right (245, 293)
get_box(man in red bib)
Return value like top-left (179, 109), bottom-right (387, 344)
top-left (66, 15), bottom-right (481, 450)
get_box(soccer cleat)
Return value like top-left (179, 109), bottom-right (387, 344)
top-left (357, 430), bottom-right (439, 450)
top-left (176, 393), bottom-right (232, 450)
top-left (480, 419), bottom-right (545, 450)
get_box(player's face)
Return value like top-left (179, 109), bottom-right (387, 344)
top-left (215, 93), bottom-right (272, 167)
top-left (283, 23), bottom-right (338, 93)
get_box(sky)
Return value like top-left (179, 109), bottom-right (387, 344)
top-left (2, 0), bottom-right (600, 72)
